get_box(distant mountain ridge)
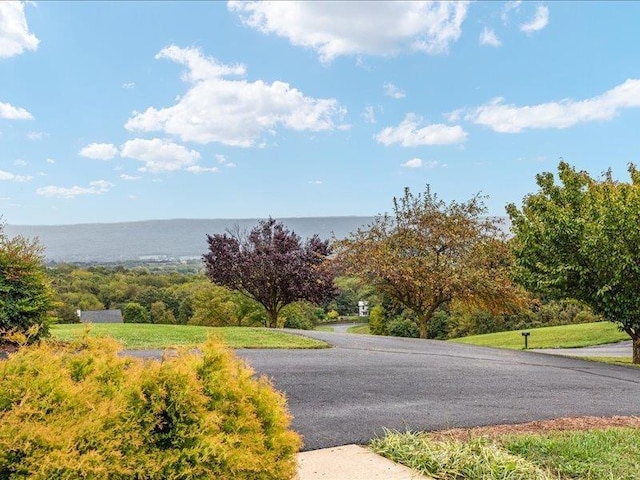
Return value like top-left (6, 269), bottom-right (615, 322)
top-left (5, 217), bottom-right (377, 263)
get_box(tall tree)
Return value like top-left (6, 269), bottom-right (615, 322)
top-left (203, 218), bottom-right (336, 328)
top-left (335, 186), bottom-right (524, 338)
top-left (507, 161), bottom-right (640, 363)
top-left (0, 223), bottom-right (54, 342)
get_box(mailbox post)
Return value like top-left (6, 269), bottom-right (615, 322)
top-left (521, 331), bottom-right (530, 349)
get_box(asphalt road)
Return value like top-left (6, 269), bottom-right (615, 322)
top-left (236, 331), bottom-right (640, 451)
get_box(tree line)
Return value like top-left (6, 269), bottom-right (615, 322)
top-left (3, 160), bottom-right (640, 363)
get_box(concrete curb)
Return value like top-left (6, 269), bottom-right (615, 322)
top-left (296, 444), bottom-right (430, 480)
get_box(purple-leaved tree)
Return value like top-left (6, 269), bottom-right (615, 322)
top-left (203, 218), bottom-right (336, 328)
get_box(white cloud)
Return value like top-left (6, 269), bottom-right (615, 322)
top-left (401, 158), bottom-right (441, 168)
top-left (46, 158), bottom-right (55, 164)
top-left (479, 27), bottom-right (501, 47)
top-left (224, 162), bottom-right (236, 168)
top-left (186, 165), bottom-right (219, 174)
top-left (79, 142), bottom-right (119, 160)
top-left (229, 1), bottom-right (469, 63)
top-left (520, 5), bottom-right (549, 34)
top-left (36, 180), bottom-right (113, 199)
top-left (362, 105), bottom-right (376, 124)
top-left (375, 113), bottom-right (467, 146)
top-left (0, 169), bottom-right (32, 182)
top-left (308, 180), bottom-right (323, 185)
top-left (120, 137), bottom-right (201, 172)
top-left (27, 130), bottom-right (48, 140)
top-left (0, 101), bottom-right (33, 120)
top-left (384, 83), bottom-right (406, 99)
top-left (465, 78), bottom-right (640, 133)
top-left (121, 82), bottom-right (135, 89)
top-left (120, 173), bottom-right (141, 181)
top-left (215, 154), bottom-right (228, 164)
top-left (402, 158), bottom-right (423, 168)
top-left (13, 159), bottom-right (27, 166)
top-left (0, 1), bottom-right (39, 58)
top-left (125, 45), bottom-right (346, 147)
top-left (501, 1), bottom-right (522, 24)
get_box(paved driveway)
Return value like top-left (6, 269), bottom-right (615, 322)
top-left (236, 331), bottom-right (640, 451)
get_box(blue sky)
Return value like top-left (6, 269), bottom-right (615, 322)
top-left (2, 1), bottom-right (640, 225)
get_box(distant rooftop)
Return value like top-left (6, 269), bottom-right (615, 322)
top-left (79, 309), bottom-right (123, 324)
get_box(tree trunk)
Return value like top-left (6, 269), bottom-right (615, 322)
top-left (267, 308), bottom-right (278, 329)
top-left (633, 334), bottom-right (640, 365)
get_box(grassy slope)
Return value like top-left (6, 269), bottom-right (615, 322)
top-left (51, 324), bottom-right (328, 349)
top-left (347, 324), bottom-right (370, 334)
top-left (450, 321), bottom-right (628, 350)
top-left (373, 428), bottom-right (640, 480)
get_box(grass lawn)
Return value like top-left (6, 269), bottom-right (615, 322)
top-left (450, 321), bottom-right (628, 350)
top-left (314, 326), bottom-right (334, 332)
top-left (50, 323), bottom-right (329, 349)
top-left (372, 427), bottom-right (640, 480)
top-left (347, 324), bottom-right (370, 334)
top-left (577, 356), bottom-right (639, 368)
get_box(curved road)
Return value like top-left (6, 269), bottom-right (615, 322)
top-left (236, 331), bottom-right (640, 451)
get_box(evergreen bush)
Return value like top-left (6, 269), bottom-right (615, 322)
top-left (0, 337), bottom-right (301, 479)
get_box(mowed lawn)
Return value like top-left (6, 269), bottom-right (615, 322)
top-left (51, 323), bottom-right (329, 349)
top-left (450, 321), bottom-right (628, 350)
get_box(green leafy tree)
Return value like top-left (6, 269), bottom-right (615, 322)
top-left (508, 161), bottom-right (640, 363)
top-left (150, 301), bottom-right (176, 325)
top-left (122, 302), bottom-right (150, 324)
top-left (336, 186), bottom-right (525, 338)
top-left (0, 224), bottom-right (54, 342)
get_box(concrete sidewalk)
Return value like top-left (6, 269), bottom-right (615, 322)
top-left (296, 444), bottom-right (430, 480)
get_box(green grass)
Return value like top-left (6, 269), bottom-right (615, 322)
top-left (50, 323), bottom-right (329, 349)
top-left (576, 356), bottom-right (639, 368)
top-left (372, 428), bottom-right (640, 480)
top-left (347, 324), bottom-right (370, 334)
top-left (314, 326), bottom-right (334, 332)
top-left (504, 428), bottom-right (640, 479)
top-left (450, 322), bottom-right (628, 350)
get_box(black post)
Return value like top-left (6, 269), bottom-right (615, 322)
top-left (521, 331), bottom-right (530, 349)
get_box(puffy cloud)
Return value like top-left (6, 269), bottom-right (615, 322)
top-left (37, 180), bottom-right (113, 199)
top-left (13, 159), bottom-right (27, 166)
top-left (228, 1), bottom-right (469, 63)
top-left (125, 45), bottom-right (345, 147)
top-left (402, 158), bottom-right (423, 168)
top-left (308, 180), bottom-right (323, 185)
top-left (375, 113), bottom-right (467, 146)
top-left (465, 78), bottom-right (640, 133)
top-left (0, 169), bottom-right (32, 182)
top-left (0, 101), bottom-right (33, 120)
top-left (0, 1), bottom-right (39, 58)
top-left (479, 27), bottom-right (501, 47)
top-left (384, 83), bottom-right (406, 99)
top-left (79, 142), bottom-right (119, 160)
top-left (501, 1), bottom-right (522, 24)
top-left (401, 158), bottom-right (441, 168)
top-left (46, 158), bottom-right (55, 164)
top-left (121, 82), bottom-right (135, 89)
top-left (120, 137), bottom-right (201, 172)
top-left (520, 5), bottom-right (549, 34)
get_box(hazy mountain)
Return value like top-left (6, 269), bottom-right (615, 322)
top-left (4, 217), bottom-right (376, 263)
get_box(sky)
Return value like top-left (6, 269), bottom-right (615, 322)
top-left (2, 1), bottom-right (640, 226)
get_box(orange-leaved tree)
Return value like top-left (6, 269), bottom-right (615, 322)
top-left (335, 186), bottom-right (525, 338)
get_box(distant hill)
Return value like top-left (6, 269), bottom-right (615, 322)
top-left (4, 217), bottom-right (376, 263)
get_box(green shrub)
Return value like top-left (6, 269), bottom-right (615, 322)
top-left (387, 318), bottom-right (419, 338)
top-left (281, 301), bottom-right (320, 330)
top-left (0, 226), bottom-right (54, 343)
top-left (0, 337), bottom-right (301, 479)
top-left (368, 305), bottom-right (387, 335)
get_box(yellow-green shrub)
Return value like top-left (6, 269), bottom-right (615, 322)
top-left (0, 337), bottom-right (301, 479)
